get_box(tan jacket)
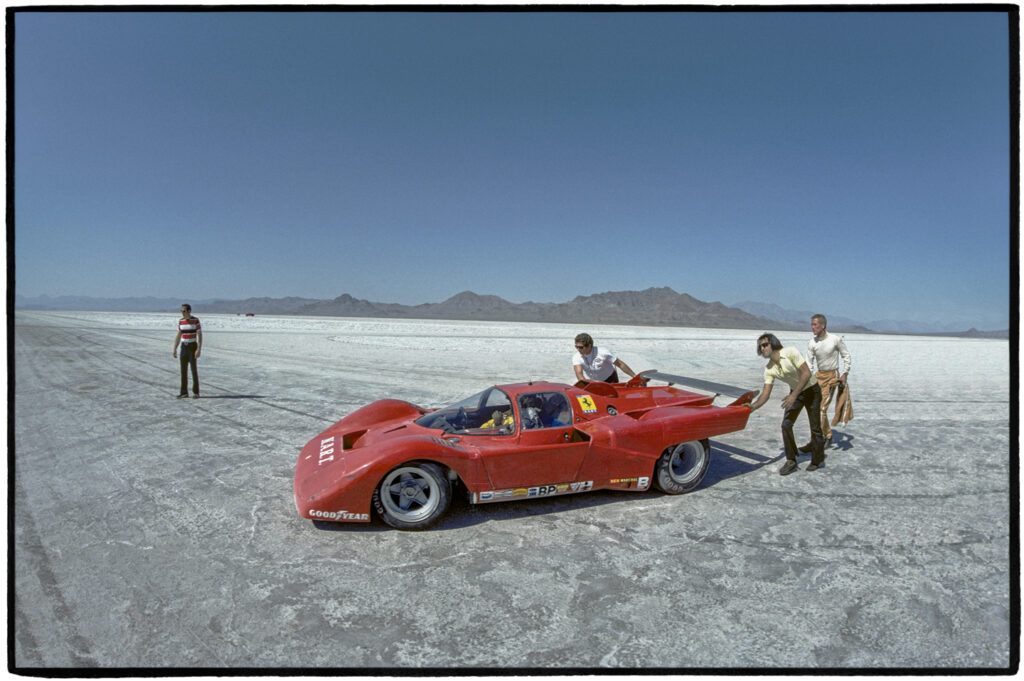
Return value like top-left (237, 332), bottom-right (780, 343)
top-left (831, 383), bottom-right (854, 425)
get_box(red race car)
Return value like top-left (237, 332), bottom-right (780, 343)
top-left (293, 371), bottom-right (755, 530)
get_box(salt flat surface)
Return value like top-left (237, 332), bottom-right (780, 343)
top-left (12, 310), bottom-right (1014, 670)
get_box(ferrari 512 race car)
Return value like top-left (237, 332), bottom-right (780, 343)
top-left (293, 371), bottom-right (755, 530)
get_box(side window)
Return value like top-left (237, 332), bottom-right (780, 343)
top-left (477, 389), bottom-right (514, 434)
top-left (518, 392), bottom-right (573, 430)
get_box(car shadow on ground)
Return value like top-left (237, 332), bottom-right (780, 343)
top-left (311, 519), bottom-right (392, 533)
top-left (310, 490), bottom-right (635, 533)
top-left (311, 439), bottom-right (802, 534)
top-left (702, 441), bottom-right (780, 486)
top-left (704, 433), bottom-right (855, 484)
top-left (439, 489), bottom-right (648, 530)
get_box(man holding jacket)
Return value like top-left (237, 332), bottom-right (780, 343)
top-left (803, 314), bottom-right (851, 448)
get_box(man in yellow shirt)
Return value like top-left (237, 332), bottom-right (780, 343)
top-left (748, 333), bottom-right (826, 475)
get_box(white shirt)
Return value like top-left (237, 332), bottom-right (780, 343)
top-left (573, 346), bottom-right (617, 381)
top-left (806, 332), bottom-right (851, 374)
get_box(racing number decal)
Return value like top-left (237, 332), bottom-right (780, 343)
top-left (576, 395), bottom-right (597, 413)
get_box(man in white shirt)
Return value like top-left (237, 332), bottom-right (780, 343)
top-left (804, 314), bottom-right (851, 446)
top-left (572, 333), bottom-right (636, 384)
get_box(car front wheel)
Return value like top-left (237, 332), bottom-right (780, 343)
top-left (372, 463), bottom-right (452, 530)
top-left (653, 439), bottom-right (710, 494)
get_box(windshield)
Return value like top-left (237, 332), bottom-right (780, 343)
top-left (414, 388), bottom-right (515, 435)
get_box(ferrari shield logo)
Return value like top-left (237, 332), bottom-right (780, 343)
top-left (576, 395), bottom-right (597, 413)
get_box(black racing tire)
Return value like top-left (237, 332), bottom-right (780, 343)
top-left (372, 463), bottom-right (452, 530)
top-left (653, 439), bottom-right (710, 494)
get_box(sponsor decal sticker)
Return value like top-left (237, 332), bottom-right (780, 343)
top-left (576, 396), bottom-right (597, 413)
top-left (317, 436), bottom-right (336, 466)
top-left (610, 476), bottom-right (651, 489)
top-left (309, 509), bottom-right (369, 521)
top-left (474, 481), bottom-right (595, 504)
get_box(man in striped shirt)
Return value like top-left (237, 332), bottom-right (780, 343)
top-left (173, 303), bottom-right (202, 398)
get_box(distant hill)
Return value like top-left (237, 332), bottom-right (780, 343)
top-left (204, 287), bottom-right (795, 330)
top-left (204, 296), bottom-right (323, 315)
top-left (732, 301), bottom-right (864, 329)
top-left (923, 328), bottom-right (1011, 340)
top-left (13, 295), bottom-right (214, 312)
top-left (17, 288), bottom-right (790, 330)
top-left (15, 290), bottom-right (1008, 338)
top-left (732, 300), bottom-right (1008, 338)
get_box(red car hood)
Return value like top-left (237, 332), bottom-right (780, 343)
top-left (293, 399), bottom-right (454, 509)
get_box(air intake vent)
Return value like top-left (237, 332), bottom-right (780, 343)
top-left (342, 430), bottom-right (367, 450)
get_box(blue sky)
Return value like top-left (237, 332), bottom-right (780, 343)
top-left (14, 10), bottom-right (1013, 329)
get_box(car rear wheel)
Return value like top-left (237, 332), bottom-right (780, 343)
top-left (653, 439), bottom-right (710, 494)
top-left (373, 463), bottom-right (451, 530)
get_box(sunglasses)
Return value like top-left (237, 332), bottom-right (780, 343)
top-left (575, 344), bottom-right (590, 350)
top-left (759, 342), bottom-right (771, 349)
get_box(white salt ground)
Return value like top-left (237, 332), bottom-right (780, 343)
top-left (12, 310), bottom-right (1013, 670)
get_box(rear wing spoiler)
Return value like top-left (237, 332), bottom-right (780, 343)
top-left (628, 370), bottom-right (759, 406)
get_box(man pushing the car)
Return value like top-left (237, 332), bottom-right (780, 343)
top-left (572, 333), bottom-right (636, 384)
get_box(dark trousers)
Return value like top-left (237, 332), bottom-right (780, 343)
top-left (179, 343), bottom-right (199, 395)
top-left (604, 370), bottom-right (620, 383)
top-left (782, 383), bottom-right (824, 464)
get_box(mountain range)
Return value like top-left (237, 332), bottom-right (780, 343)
top-left (729, 301), bottom-right (1005, 336)
top-left (14, 289), bottom-right (1008, 338)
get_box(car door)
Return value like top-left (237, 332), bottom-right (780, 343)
top-left (481, 392), bottom-right (589, 489)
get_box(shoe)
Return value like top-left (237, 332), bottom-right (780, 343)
top-left (798, 442), bottom-right (814, 453)
top-left (807, 462), bottom-right (823, 471)
top-left (192, 393), bottom-right (200, 399)
top-left (779, 460), bottom-right (798, 476)
top-left (176, 393), bottom-right (188, 399)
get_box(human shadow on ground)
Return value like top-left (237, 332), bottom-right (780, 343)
top-left (829, 430), bottom-right (855, 452)
top-left (198, 394), bottom-right (267, 399)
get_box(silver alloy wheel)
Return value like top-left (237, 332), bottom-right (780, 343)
top-left (667, 441), bottom-right (707, 486)
top-left (379, 466), bottom-right (442, 523)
